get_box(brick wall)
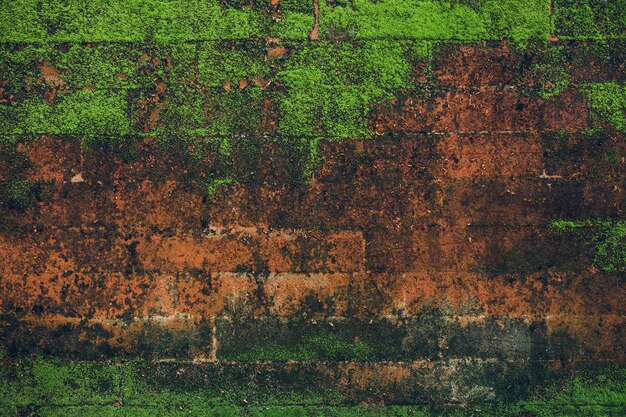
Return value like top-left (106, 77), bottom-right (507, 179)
top-left (1, 1), bottom-right (625, 415)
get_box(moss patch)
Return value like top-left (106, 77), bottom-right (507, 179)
top-left (554, 0), bottom-right (626, 39)
top-left (2, 179), bottom-right (39, 210)
top-left (219, 328), bottom-right (378, 361)
top-left (315, 0), bottom-right (552, 46)
top-left (586, 82), bottom-right (626, 132)
top-left (550, 218), bottom-right (626, 272)
top-left (0, 356), bottom-right (624, 416)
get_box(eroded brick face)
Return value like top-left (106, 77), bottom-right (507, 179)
top-left (1, 18), bottom-right (625, 413)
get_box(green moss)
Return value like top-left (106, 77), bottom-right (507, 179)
top-left (34, 405), bottom-right (243, 416)
top-left (4, 357), bottom-right (120, 407)
top-left (0, 0), bottom-right (269, 42)
top-left (586, 83), bottom-right (626, 132)
top-left (550, 218), bottom-right (626, 272)
top-left (220, 329), bottom-right (377, 361)
top-left (280, 136), bottom-right (323, 185)
top-left (0, 0), bottom-right (558, 43)
top-left (118, 361), bottom-right (343, 407)
top-left (549, 219), bottom-right (588, 233)
top-left (5, 90), bottom-right (129, 139)
top-left (477, 0), bottom-right (552, 47)
top-left (55, 44), bottom-right (139, 89)
top-left (276, 40), bottom-right (418, 139)
top-left (198, 42), bottom-right (268, 88)
top-left (3, 179), bottom-right (39, 210)
top-left (207, 177), bottom-right (235, 199)
top-left (588, 219), bottom-right (626, 273)
top-left (521, 367), bottom-right (626, 416)
top-left (554, 0), bottom-right (626, 39)
top-left (0, 357), bottom-right (624, 415)
top-left (247, 406), bottom-right (432, 417)
top-left (317, 0), bottom-right (551, 46)
top-left (154, 88), bottom-right (263, 138)
top-left (531, 46), bottom-right (571, 99)
top-left (151, 0), bottom-right (269, 42)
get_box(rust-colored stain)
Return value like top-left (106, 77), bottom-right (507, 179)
top-left (0, 44), bottom-right (624, 371)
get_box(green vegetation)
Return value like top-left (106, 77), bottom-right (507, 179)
top-left (0, 0), bottom-right (268, 42)
top-left (0, 355), bottom-right (624, 416)
top-left (206, 177), bottom-right (235, 199)
top-left (2, 356), bottom-right (120, 406)
top-left (220, 329), bottom-right (377, 361)
top-left (550, 219), bottom-right (626, 272)
top-left (2, 90), bottom-right (129, 139)
top-left (197, 42), bottom-right (268, 88)
top-left (553, 0), bottom-right (626, 39)
top-left (276, 40), bottom-right (419, 139)
top-left (55, 44), bottom-right (139, 89)
top-left (276, 0), bottom-right (553, 46)
top-left (521, 367), bottom-right (626, 416)
top-left (586, 83), bottom-right (626, 133)
top-left (0, 0), bottom-right (556, 43)
top-left (549, 219), bottom-right (589, 233)
top-left (2, 179), bottom-right (39, 210)
top-left (531, 46), bottom-right (571, 99)
top-left (0, 1), bottom-right (623, 185)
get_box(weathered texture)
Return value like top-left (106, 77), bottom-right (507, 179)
top-left (1, 1), bottom-right (625, 415)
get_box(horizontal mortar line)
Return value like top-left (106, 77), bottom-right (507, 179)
top-left (0, 221), bottom-right (560, 234)
top-left (3, 82), bottom-right (606, 97)
top-left (3, 357), bottom-right (619, 368)
top-left (0, 130), bottom-right (576, 141)
top-left (436, 175), bottom-right (620, 182)
top-left (0, 84), bottom-right (593, 97)
top-left (0, 171), bottom-right (594, 183)
top-left (5, 313), bottom-right (623, 326)
top-left (3, 268), bottom-right (618, 282)
top-left (438, 152), bottom-right (542, 156)
top-left (3, 35), bottom-right (626, 45)
top-left (13, 402), bottom-right (626, 410)
top-left (0, 260), bottom-right (613, 275)
top-left (0, 225), bottom-right (368, 235)
top-left (166, 358), bottom-right (563, 365)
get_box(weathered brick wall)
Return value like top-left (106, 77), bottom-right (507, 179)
top-left (1, 1), bottom-right (625, 415)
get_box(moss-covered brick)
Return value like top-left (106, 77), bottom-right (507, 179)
top-left (586, 82), bottom-right (626, 132)
top-left (317, 0), bottom-right (552, 46)
top-left (53, 44), bottom-right (140, 89)
top-left (152, 88), bottom-right (264, 138)
top-left (215, 314), bottom-right (548, 362)
top-left (216, 318), bottom-right (401, 361)
top-left (197, 41), bottom-right (269, 88)
top-left (33, 405), bottom-right (243, 416)
top-left (0, 0), bottom-right (270, 43)
top-left (0, 0), bottom-right (565, 44)
top-left (550, 218), bottom-right (626, 273)
top-left (275, 40), bottom-right (421, 139)
top-left (120, 361), bottom-right (344, 407)
top-left (1, 354), bottom-right (624, 415)
top-left (272, 0), bottom-right (316, 39)
top-left (2, 179), bottom-right (39, 210)
top-left (3, 357), bottom-right (120, 407)
top-left (5, 90), bottom-right (129, 138)
top-left (554, 0), bottom-right (626, 40)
